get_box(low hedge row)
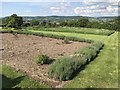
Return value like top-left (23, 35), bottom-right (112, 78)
top-left (42, 29), bottom-right (114, 36)
top-left (0, 30), bottom-right (94, 43)
top-left (26, 27), bottom-right (114, 36)
top-left (48, 42), bottom-right (104, 81)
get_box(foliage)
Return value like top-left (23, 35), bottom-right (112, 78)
top-left (60, 17), bottom-right (89, 27)
top-left (5, 14), bottom-right (23, 29)
top-left (27, 27), bottom-right (114, 36)
top-left (48, 42), bottom-right (104, 81)
top-left (59, 17), bottom-right (118, 31)
top-left (48, 57), bottom-right (82, 81)
top-left (30, 20), bottom-right (39, 26)
top-left (0, 30), bottom-right (94, 43)
top-left (36, 54), bottom-right (49, 65)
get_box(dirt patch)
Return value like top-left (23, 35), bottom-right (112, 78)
top-left (2, 33), bottom-right (90, 87)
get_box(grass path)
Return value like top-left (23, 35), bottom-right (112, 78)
top-left (1, 65), bottom-right (49, 88)
top-left (29, 30), bottom-right (118, 88)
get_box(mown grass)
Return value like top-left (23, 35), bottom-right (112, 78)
top-left (28, 30), bottom-right (118, 88)
top-left (1, 65), bottom-right (49, 88)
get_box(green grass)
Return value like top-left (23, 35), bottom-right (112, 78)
top-left (28, 30), bottom-right (118, 88)
top-left (1, 65), bottom-right (49, 88)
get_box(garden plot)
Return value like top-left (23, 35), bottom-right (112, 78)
top-left (2, 33), bottom-right (90, 87)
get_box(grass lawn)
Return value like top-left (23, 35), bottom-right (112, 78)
top-left (29, 30), bottom-right (118, 88)
top-left (1, 65), bottom-right (49, 88)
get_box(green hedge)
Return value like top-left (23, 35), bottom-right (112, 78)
top-left (48, 42), bottom-right (104, 81)
top-left (26, 27), bottom-right (114, 36)
top-left (0, 30), bottom-right (94, 43)
top-left (48, 57), bottom-right (82, 81)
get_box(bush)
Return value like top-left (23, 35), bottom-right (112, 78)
top-left (48, 57), bottom-right (82, 81)
top-left (48, 42), bottom-right (104, 81)
top-left (36, 54), bottom-right (49, 65)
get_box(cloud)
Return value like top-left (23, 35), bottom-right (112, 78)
top-left (74, 4), bottom-right (118, 16)
top-left (50, 1), bottom-right (71, 15)
top-left (84, 0), bottom-right (108, 5)
top-left (84, 0), bottom-right (119, 5)
top-left (50, 7), bottom-right (60, 14)
top-left (74, 0), bottom-right (119, 16)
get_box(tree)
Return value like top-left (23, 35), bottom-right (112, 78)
top-left (6, 14), bottom-right (23, 29)
top-left (30, 20), bottom-right (39, 26)
top-left (78, 17), bottom-right (89, 27)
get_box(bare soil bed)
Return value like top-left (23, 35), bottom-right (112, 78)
top-left (2, 33), bottom-right (90, 87)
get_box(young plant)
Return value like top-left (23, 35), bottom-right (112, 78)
top-left (36, 54), bottom-right (49, 65)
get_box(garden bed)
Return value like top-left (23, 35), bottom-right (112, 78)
top-left (2, 33), bottom-right (90, 87)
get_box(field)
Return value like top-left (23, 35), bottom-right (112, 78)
top-left (1, 27), bottom-right (118, 88)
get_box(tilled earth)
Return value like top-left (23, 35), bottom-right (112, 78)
top-left (2, 33), bottom-right (90, 87)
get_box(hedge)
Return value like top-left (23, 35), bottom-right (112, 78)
top-left (0, 30), bottom-right (94, 43)
top-left (26, 27), bottom-right (114, 36)
top-left (48, 42), bottom-right (104, 81)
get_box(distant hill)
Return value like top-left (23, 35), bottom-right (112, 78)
top-left (1, 16), bottom-right (117, 23)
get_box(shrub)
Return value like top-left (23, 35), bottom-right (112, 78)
top-left (36, 54), bottom-right (49, 65)
top-left (48, 57), bottom-right (82, 81)
top-left (48, 42), bottom-right (104, 81)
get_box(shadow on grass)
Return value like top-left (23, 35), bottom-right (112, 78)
top-left (1, 74), bottom-right (25, 88)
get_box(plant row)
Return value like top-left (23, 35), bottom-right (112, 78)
top-left (48, 42), bottom-right (104, 81)
top-left (26, 27), bottom-right (114, 36)
top-left (0, 30), bottom-right (94, 43)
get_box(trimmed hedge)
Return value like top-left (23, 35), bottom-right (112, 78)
top-left (48, 57), bottom-right (82, 81)
top-left (26, 27), bottom-right (114, 36)
top-left (0, 30), bottom-right (94, 43)
top-left (48, 42), bottom-right (104, 81)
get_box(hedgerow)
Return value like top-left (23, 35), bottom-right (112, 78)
top-left (48, 57), bottom-right (82, 81)
top-left (0, 30), bottom-right (94, 43)
top-left (26, 27), bottom-right (114, 36)
top-left (48, 42), bottom-right (104, 81)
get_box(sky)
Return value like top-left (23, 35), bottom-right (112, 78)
top-left (1, 0), bottom-right (120, 17)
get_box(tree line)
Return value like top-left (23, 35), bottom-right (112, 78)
top-left (1, 14), bottom-right (119, 31)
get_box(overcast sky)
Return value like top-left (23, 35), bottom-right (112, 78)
top-left (1, 0), bottom-right (120, 17)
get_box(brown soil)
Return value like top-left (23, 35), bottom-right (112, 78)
top-left (2, 33), bottom-right (90, 88)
